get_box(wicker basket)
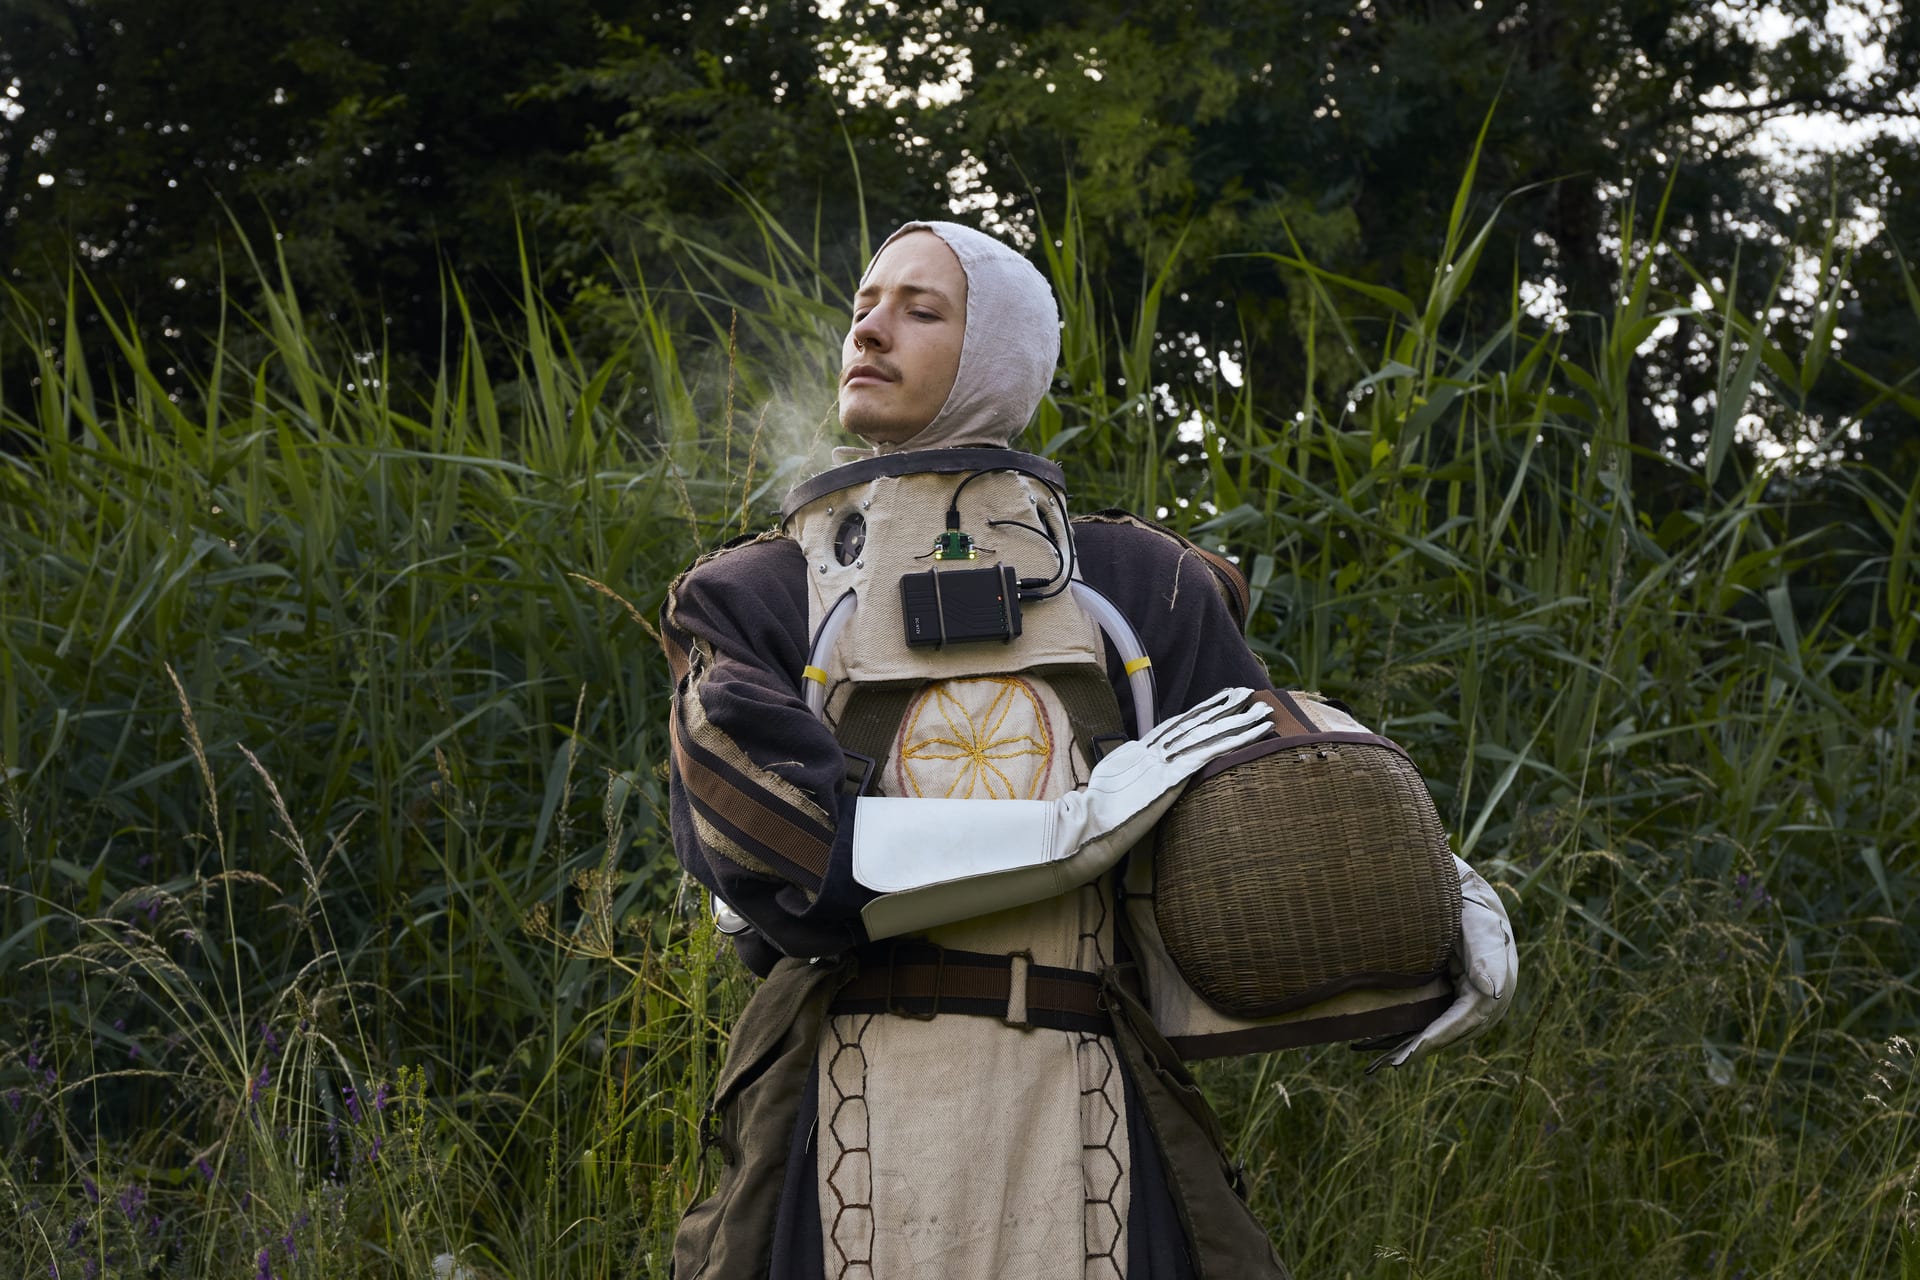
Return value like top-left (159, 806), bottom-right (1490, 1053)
top-left (1152, 716), bottom-right (1461, 1020)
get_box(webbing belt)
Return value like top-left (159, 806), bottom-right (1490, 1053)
top-left (833, 942), bottom-right (1113, 1036)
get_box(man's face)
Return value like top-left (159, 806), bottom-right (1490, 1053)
top-left (838, 230), bottom-right (967, 445)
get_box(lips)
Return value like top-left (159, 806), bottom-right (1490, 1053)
top-left (841, 362), bottom-right (896, 387)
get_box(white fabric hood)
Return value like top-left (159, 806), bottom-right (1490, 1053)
top-left (854, 220), bottom-right (1061, 454)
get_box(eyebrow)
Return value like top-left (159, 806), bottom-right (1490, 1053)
top-left (853, 282), bottom-right (956, 306)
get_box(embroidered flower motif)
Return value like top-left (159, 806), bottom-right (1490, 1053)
top-left (896, 677), bottom-right (1055, 799)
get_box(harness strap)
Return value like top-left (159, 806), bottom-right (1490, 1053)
top-left (832, 683), bottom-right (919, 780)
top-left (1045, 663), bottom-right (1128, 760)
top-left (833, 942), bottom-right (1112, 1036)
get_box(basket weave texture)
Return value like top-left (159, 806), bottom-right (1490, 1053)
top-left (1153, 738), bottom-right (1462, 1019)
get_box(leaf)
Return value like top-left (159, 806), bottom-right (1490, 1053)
top-left (1765, 583), bottom-right (1803, 672)
top-left (1702, 1038), bottom-right (1735, 1087)
top-left (1459, 735), bottom-right (1533, 860)
top-left (1245, 251), bottom-right (1417, 320)
top-left (1037, 424), bottom-right (1089, 457)
top-left (1709, 331), bottom-right (1763, 488)
top-left (1353, 361), bottom-right (1420, 393)
top-left (1203, 429), bottom-right (1242, 509)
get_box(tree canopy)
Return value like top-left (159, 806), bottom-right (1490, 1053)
top-left (4, 0), bottom-right (1916, 481)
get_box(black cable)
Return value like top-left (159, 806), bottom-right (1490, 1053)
top-left (1018, 479), bottom-right (1078, 600)
top-left (946, 468), bottom-right (1079, 599)
top-left (987, 518), bottom-right (1064, 590)
top-left (947, 469), bottom-right (993, 530)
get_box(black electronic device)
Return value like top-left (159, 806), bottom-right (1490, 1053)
top-left (899, 564), bottom-right (1023, 647)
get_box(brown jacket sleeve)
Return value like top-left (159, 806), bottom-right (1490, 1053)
top-left (1072, 514), bottom-right (1274, 732)
top-left (659, 534), bottom-right (871, 960)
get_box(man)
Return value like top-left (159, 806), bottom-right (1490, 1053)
top-left (660, 220), bottom-right (1516, 1279)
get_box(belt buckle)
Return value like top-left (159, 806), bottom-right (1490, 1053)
top-left (841, 749), bottom-right (877, 796)
top-left (1003, 950), bottom-right (1033, 1029)
top-left (886, 940), bottom-right (943, 1021)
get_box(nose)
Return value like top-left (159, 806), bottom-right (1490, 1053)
top-left (850, 304), bottom-right (889, 354)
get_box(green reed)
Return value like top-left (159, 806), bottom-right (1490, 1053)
top-left (2, 160), bottom-right (1916, 1277)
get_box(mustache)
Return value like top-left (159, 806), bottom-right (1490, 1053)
top-left (840, 357), bottom-right (900, 385)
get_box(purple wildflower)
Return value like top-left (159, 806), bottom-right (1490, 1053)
top-left (364, 1135), bottom-right (383, 1162)
top-left (248, 1063), bottom-right (270, 1105)
top-left (195, 1158), bottom-right (215, 1183)
top-left (82, 1262), bottom-right (97, 1280)
top-left (116, 1184), bottom-right (146, 1220)
top-left (372, 1082), bottom-right (392, 1112)
top-left (342, 1085), bottom-right (362, 1124)
top-left (81, 1176), bottom-right (99, 1205)
top-left (1732, 871), bottom-right (1770, 910)
top-left (260, 1024), bottom-right (280, 1057)
top-left (254, 1247), bottom-right (274, 1280)
top-left (127, 1042), bottom-right (141, 1062)
top-left (65, 1217), bottom-right (85, 1247)
top-left (281, 1228), bottom-right (297, 1260)
top-left (5, 1088), bottom-right (21, 1113)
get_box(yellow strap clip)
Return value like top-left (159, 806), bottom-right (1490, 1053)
top-left (1123, 656), bottom-right (1153, 675)
top-left (802, 665), bottom-right (828, 686)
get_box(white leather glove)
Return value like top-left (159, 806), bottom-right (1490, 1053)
top-left (1370, 855), bottom-right (1518, 1071)
top-left (856, 686), bottom-right (1273, 939)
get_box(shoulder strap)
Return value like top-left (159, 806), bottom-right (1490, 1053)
top-left (1040, 663), bottom-right (1127, 762)
top-left (833, 682), bottom-right (922, 788)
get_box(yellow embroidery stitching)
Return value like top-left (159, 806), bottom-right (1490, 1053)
top-left (898, 677), bottom-right (1054, 800)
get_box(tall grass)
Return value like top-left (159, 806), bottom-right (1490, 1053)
top-left (2, 168), bottom-right (1917, 1278)
top-left (0, 238), bottom-right (772, 1277)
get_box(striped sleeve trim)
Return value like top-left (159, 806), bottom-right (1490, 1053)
top-left (671, 700), bottom-right (835, 887)
top-left (661, 625), bottom-right (693, 685)
top-left (687, 801), bottom-right (780, 880)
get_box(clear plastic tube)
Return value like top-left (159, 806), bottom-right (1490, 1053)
top-left (803, 590), bottom-right (857, 720)
top-left (1070, 581), bottom-right (1156, 731)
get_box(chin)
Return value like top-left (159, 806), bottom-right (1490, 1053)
top-left (841, 410), bottom-right (925, 447)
